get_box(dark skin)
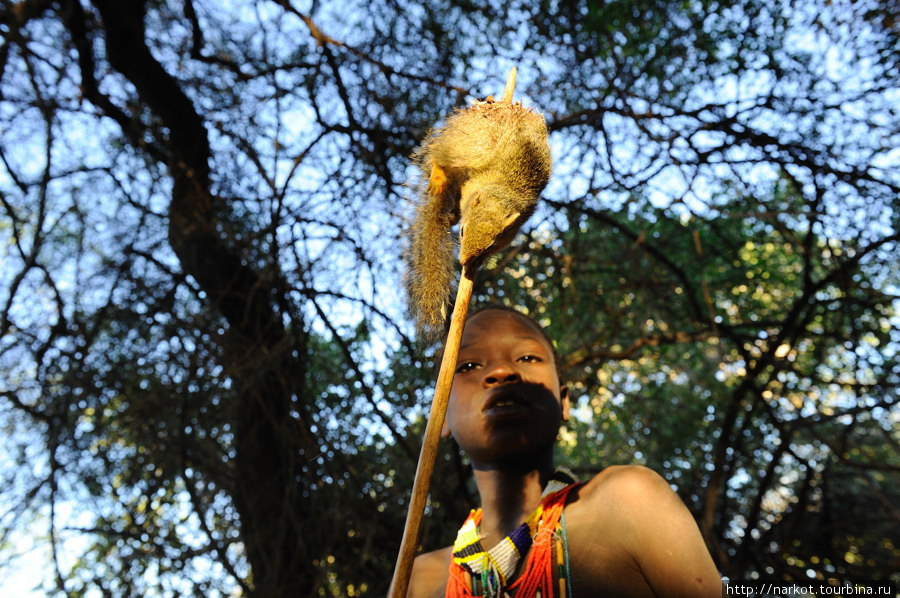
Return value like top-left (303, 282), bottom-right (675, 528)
top-left (407, 309), bottom-right (722, 598)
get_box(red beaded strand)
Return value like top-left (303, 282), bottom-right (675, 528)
top-left (446, 482), bottom-right (580, 597)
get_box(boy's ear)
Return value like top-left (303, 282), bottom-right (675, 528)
top-left (441, 420), bottom-right (452, 438)
top-left (560, 385), bottom-right (571, 422)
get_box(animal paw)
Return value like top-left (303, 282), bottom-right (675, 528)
top-left (427, 164), bottom-right (448, 197)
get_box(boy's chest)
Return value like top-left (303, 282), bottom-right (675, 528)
top-left (563, 507), bottom-right (658, 598)
top-left (565, 537), bottom-right (657, 598)
top-left (434, 531), bottom-right (651, 598)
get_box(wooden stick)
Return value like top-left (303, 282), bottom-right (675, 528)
top-left (388, 264), bottom-right (478, 598)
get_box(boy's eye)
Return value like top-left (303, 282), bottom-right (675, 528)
top-left (518, 354), bottom-right (542, 363)
top-left (455, 361), bottom-right (480, 373)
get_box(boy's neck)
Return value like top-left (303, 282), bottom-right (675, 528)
top-left (471, 456), bottom-right (555, 547)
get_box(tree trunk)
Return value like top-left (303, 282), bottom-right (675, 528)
top-left (87, 1), bottom-right (317, 594)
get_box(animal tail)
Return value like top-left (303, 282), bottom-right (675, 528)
top-left (403, 188), bottom-right (457, 342)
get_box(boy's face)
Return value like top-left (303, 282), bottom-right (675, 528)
top-left (442, 309), bottom-right (569, 467)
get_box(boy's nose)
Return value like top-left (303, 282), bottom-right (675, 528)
top-left (483, 363), bottom-right (521, 386)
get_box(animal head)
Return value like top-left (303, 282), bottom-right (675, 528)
top-left (458, 183), bottom-right (535, 266)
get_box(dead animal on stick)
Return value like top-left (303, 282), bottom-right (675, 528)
top-left (390, 67), bottom-right (552, 598)
top-left (403, 67), bottom-right (552, 341)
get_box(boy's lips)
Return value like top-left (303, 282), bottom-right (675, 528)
top-left (482, 387), bottom-right (532, 414)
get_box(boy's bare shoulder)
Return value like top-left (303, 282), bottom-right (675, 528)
top-left (406, 545), bottom-right (452, 598)
top-left (570, 463), bottom-right (707, 549)
top-left (566, 464), bottom-right (722, 598)
top-left (577, 464), bottom-right (674, 504)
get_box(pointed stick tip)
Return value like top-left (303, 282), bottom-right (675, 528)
top-left (502, 67), bottom-right (517, 103)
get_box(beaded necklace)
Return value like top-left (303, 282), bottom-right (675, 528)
top-left (447, 468), bottom-right (580, 597)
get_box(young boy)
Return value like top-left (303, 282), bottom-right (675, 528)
top-left (407, 307), bottom-right (722, 598)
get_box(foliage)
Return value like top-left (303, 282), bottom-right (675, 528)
top-left (0, 0), bottom-right (897, 596)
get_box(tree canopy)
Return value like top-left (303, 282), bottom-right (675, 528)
top-left (1, 0), bottom-right (897, 596)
